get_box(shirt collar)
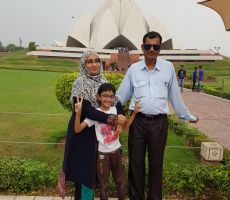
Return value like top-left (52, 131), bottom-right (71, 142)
top-left (141, 58), bottom-right (162, 71)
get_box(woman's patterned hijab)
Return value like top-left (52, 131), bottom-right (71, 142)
top-left (70, 50), bottom-right (108, 107)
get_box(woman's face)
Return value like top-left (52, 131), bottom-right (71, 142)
top-left (85, 54), bottom-right (101, 75)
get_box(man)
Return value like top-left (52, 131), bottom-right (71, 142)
top-left (192, 67), bottom-right (198, 91)
top-left (198, 65), bottom-right (204, 92)
top-left (116, 31), bottom-right (198, 200)
top-left (177, 64), bottom-right (186, 92)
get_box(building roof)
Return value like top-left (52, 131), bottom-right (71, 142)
top-left (66, 0), bottom-right (172, 50)
top-left (27, 46), bottom-right (223, 62)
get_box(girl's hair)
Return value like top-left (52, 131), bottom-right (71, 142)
top-left (97, 83), bottom-right (116, 95)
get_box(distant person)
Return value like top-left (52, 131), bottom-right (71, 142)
top-left (192, 67), bottom-right (198, 91)
top-left (74, 83), bottom-right (141, 200)
top-left (116, 31), bottom-right (198, 200)
top-left (177, 64), bottom-right (186, 92)
top-left (198, 65), bottom-right (204, 92)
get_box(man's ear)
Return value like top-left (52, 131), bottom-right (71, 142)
top-left (141, 44), bottom-right (144, 52)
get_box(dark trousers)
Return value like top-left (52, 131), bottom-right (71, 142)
top-left (97, 149), bottom-right (126, 200)
top-left (192, 80), bottom-right (196, 91)
top-left (128, 114), bottom-right (168, 200)
top-left (74, 183), bottom-right (81, 200)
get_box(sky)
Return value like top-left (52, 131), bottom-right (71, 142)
top-left (0, 0), bottom-right (229, 56)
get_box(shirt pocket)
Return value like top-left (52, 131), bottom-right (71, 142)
top-left (134, 81), bottom-right (147, 98)
top-left (155, 80), bottom-right (168, 99)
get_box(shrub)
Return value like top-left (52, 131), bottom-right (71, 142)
top-left (164, 164), bottom-right (206, 196)
top-left (183, 84), bottom-right (230, 100)
top-left (164, 163), bottom-right (230, 199)
top-left (5, 44), bottom-right (24, 52)
top-left (168, 114), bottom-right (212, 157)
top-left (203, 86), bottom-right (230, 100)
top-left (55, 72), bottom-right (129, 113)
top-left (0, 157), bottom-right (57, 192)
top-left (168, 114), bottom-right (210, 148)
top-left (208, 162), bottom-right (230, 199)
top-left (55, 73), bottom-right (78, 111)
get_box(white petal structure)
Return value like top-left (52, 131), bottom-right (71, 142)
top-left (66, 0), bottom-right (173, 50)
top-left (67, 13), bottom-right (93, 47)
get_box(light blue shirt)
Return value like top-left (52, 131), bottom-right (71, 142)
top-left (116, 58), bottom-right (197, 121)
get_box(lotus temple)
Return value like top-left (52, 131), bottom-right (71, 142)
top-left (28, 0), bottom-right (222, 71)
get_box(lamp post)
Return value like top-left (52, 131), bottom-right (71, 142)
top-left (214, 46), bottom-right (221, 54)
top-left (19, 38), bottom-right (22, 47)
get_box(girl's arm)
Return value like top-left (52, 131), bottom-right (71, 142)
top-left (124, 112), bottom-right (136, 131)
top-left (74, 97), bottom-right (88, 133)
top-left (124, 101), bottom-right (140, 131)
top-left (74, 117), bottom-right (88, 133)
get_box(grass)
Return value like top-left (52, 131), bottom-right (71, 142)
top-left (0, 69), bottom-right (68, 113)
top-left (119, 129), bottom-right (198, 165)
top-left (1, 50), bottom-right (229, 93)
top-left (0, 68), bottom-right (197, 167)
top-left (0, 50), bottom-right (79, 72)
top-left (0, 69), bottom-right (69, 166)
top-left (164, 130), bottom-right (198, 164)
top-left (1, 50), bottom-right (228, 165)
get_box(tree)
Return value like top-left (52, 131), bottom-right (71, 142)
top-left (5, 43), bottom-right (24, 52)
top-left (28, 42), bottom-right (36, 51)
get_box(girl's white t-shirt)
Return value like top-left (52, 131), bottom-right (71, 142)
top-left (84, 106), bottom-right (121, 153)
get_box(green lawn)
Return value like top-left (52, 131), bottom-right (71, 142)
top-left (1, 50), bottom-right (228, 167)
top-left (0, 50), bottom-right (79, 72)
top-left (1, 50), bottom-right (229, 93)
top-left (0, 69), bottom-right (197, 167)
top-left (0, 69), bottom-right (69, 166)
top-left (120, 129), bottom-right (198, 165)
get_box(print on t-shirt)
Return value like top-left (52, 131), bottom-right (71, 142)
top-left (100, 124), bottom-right (118, 144)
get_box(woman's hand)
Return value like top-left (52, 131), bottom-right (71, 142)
top-left (74, 97), bottom-right (83, 114)
top-left (117, 114), bottom-right (127, 125)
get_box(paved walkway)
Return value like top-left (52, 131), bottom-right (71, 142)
top-left (171, 89), bottom-right (230, 149)
top-left (0, 197), bottom-right (118, 200)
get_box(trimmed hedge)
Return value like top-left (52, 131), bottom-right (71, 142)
top-left (184, 84), bottom-right (230, 100)
top-left (0, 157), bottom-right (58, 192)
top-left (168, 114), bottom-right (230, 160)
top-left (164, 163), bottom-right (230, 199)
top-left (55, 72), bottom-right (128, 112)
top-left (168, 114), bottom-right (210, 148)
top-left (167, 114), bottom-right (230, 199)
top-left (0, 157), bottom-right (229, 199)
top-left (55, 72), bottom-right (77, 111)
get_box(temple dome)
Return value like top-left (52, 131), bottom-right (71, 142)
top-left (66, 0), bottom-right (173, 50)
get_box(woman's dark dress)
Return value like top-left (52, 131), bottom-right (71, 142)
top-left (62, 99), bottom-right (124, 189)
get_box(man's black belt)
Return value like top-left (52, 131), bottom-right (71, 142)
top-left (136, 112), bottom-right (167, 120)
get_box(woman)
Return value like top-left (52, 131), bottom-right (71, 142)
top-left (57, 50), bottom-right (125, 200)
